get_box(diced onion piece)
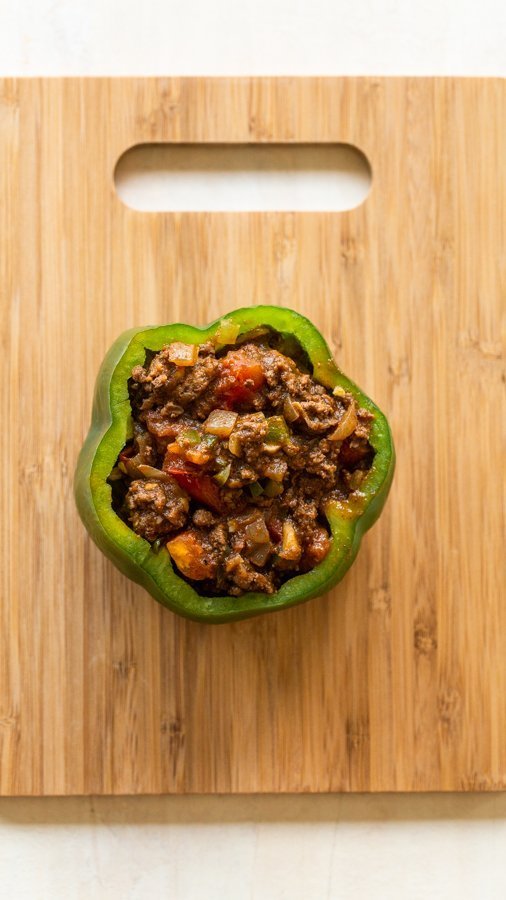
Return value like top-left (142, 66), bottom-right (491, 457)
top-left (262, 457), bottom-right (287, 482)
top-left (290, 401), bottom-right (306, 421)
top-left (213, 463), bottom-right (231, 486)
top-left (332, 385), bottom-right (347, 397)
top-left (228, 431), bottom-right (242, 457)
top-left (262, 442), bottom-right (282, 455)
top-left (168, 342), bottom-right (199, 366)
top-left (263, 479), bottom-right (284, 498)
top-left (108, 466), bottom-right (124, 481)
top-left (204, 409), bottom-right (238, 437)
top-left (248, 543), bottom-right (272, 567)
top-left (283, 396), bottom-right (300, 423)
top-left (236, 326), bottom-right (270, 344)
top-left (137, 464), bottom-right (174, 482)
top-left (328, 401), bottom-right (358, 442)
top-left (229, 510), bottom-right (260, 533)
top-left (279, 521), bottom-right (302, 561)
top-left (213, 318), bottom-right (241, 348)
top-left (119, 453), bottom-right (143, 478)
top-left (244, 516), bottom-right (271, 546)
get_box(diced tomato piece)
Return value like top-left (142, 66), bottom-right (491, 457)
top-left (302, 526), bottom-right (331, 568)
top-left (163, 451), bottom-right (223, 513)
top-left (144, 410), bottom-right (183, 439)
top-left (166, 531), bottom-right (216, 580)
top-left (173, 471), bottom-right (223, 513)
top-left (339, 437), bottom-right (370, 469)
top-left (119, 445), bottom-right (136, 461)
top-left (266, 514), bottom-right (283, 543)
top-left (215, 351), bottom-right (266, 407)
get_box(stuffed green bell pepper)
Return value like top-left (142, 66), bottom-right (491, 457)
top-left (74, 306), bottom-right (394, 623)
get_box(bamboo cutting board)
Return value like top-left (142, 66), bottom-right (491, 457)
top-left (0, 78), bottom-right (504, 795)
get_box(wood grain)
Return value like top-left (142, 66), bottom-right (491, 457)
top-left (0, 77), bottom-right (504, 795)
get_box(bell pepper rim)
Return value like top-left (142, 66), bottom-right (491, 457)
top-left (74, 306), bottom-right (395, 623)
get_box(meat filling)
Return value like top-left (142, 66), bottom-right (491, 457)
top-left (109, 332), bottom-right (375, 595)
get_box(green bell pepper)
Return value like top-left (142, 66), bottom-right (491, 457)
top-left (74, 306), bottom-right (395, 623)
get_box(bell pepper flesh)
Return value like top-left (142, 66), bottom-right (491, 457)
top-left (74, 306), bottom-right (395, 623)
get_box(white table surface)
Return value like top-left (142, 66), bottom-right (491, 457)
top-left (1, 2), bottom-right (505, 897)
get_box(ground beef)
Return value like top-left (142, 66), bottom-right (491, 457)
top-left (282, 489), bottom-right (320, 544)
top-left (192, 508), bottom-right (217, 528)
top-left (228, 413), bottom-right (268, 463)
top-left (294, 396), bottom-right (341, 433)
top-left (302, 526), bottom-right (331, 570)
top-left (111, 331), bottom-right (375, 596)
top-left (224, 554), bottom-right (276, 595)
top-left (130, 354), bottom-right (185, 411)
top-left (171, 355), bottom-right (221, 410)
top-left (227, 461), bottom-right (259, 488)
top-left (125, 478), bottom-right (189, 542)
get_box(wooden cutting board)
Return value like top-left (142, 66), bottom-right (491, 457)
top-left (0, 77), bottom-right (504, 795)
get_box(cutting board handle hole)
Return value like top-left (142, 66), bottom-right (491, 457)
top-left (114, 143), bottom-right (371, 212)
